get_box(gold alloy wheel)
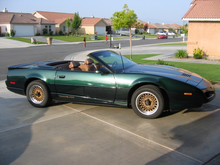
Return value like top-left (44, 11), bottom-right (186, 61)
top-left (29, 85), bottom-right (44, 104)
top-left (136, 92), bottom-right (159, 115)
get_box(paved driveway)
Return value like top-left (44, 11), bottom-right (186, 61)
top-left (0, 80), bottom-right (220, 165)
top-left (0, 38), bottom-right (32, 49)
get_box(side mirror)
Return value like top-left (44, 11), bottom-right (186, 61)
top-left (95, 67), bottom-right (110, 74)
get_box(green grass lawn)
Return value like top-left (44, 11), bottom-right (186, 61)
top-left (147, 42), bottom-right (187, 46)
top-left (8, 37), bottom-right (46, 44)
top-left (46, 35), bottom-right (121, 42)
top-left (8, 35), bottom-right (121, 43)
top-left (124, 54), bottom-right (220, 82)
top-left (136, 34), bottom-right (158, 38)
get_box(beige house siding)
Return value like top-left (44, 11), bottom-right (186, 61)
top-left (95, 21), bottom-right (106, 26)
top-left (0, 24), bottom-right (11, 34)
top-left (78, 25), bottom-right (95, 35)
top-left (36, 25), bottom-right (56, 35)
top-left (187, 21), bottom-right (220, 58)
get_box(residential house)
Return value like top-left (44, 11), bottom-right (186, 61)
top-left (150, 23), bottom-right (169, 34)
top-left (146, 22), bottom-right (157, 34)
top-left (33, 11), bottom-right (75, 34)
top-left (113, 20), bottom-right (180, 35)
top-left (0, 9), bottom-right (55, 36)
top-left (182, 0), bottom-right (220, 58)
top-left (79, 17), bottom-right (108, 35)
top-left (144, 22), bottom-right (181, 34)
top-left (165, 24), bottom-right (181, 34)
top-left (115, 20), bottom-right (147, 35)
top-left (103, 18), bottom-right (112, 34)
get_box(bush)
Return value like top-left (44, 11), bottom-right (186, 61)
top-left (156, 59), bottom-right (175, 66)
top-left (174, 49), bottom-right (188, 58)
top-left (35, 33), bottom-right (40, 36)
top-left (5, 33), bottom-right (9, 37)
top-left (207, 78), bottom-right (214, 84)
top-left (58, 30), bottom-right (63, 35)
top-left (10, 30), bottom-right (16, 37)
top-left (193, 47), bottom-right (204, 59)
top-left (135, 29), bottom-right (139, 34)
top-left (49, 31), bottom-right (53, 36)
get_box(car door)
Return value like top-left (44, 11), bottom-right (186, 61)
top-left (82, 72), bottom-right (116, 103)
top-left (54, 70), bottom-right (84, 100)
top-left (54, 70), bottom-right (116, 103)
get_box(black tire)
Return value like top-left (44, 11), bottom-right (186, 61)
top-left (26, 80), bottom-right (51, 107)
top-left (131, 85), bottom-right (164, 119)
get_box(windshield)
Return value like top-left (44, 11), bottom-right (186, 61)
top-left (90, 51), bottom-right (136, 73)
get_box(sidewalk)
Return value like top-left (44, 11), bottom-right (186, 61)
top-left (0, 37), bottom-right (33, 48)
top-left (65, 45), bottom-right (220, 65)
top-left (1, 36), bottom-right (219, 65)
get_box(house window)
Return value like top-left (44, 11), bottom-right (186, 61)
top-left (49, 25), bottom-right (51, 32)
top-left (45, 25), bottom-right (48, 33)
top-left (63, 26), bottom-right (66, 32)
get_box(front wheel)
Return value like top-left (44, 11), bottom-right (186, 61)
top-left (26, 80), bottom-right (51, 107)
top-left (131, 85), bottom-right (164, 119)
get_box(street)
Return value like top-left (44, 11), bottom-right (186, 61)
top-left (0, 38), bottom-right (182, 80)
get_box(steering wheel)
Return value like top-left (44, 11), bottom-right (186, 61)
top-left (112, 61), bottom-right (118, 68)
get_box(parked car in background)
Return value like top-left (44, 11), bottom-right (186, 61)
top-left (157, 35), bottom-right (168, 39)
top-left (168, 32), bottom-right (176, 35)
top-left (156, 32), bottom-right (166, 35)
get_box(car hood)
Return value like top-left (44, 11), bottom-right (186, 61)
top-left (126, 64), bottom-right (203, 86)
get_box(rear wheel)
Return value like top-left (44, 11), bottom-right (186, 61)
top-left (26, 80), bottom-right (51, 107)
top-left (131, 85), bottom-right (164, 119)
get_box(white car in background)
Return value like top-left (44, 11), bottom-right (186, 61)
top-left (156, 32), bottom-right (166, 35)
top-left (168, 32), bottom-right (175, 35)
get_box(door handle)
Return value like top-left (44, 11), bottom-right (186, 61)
top-left (59, 75), bottom-right (66, 78)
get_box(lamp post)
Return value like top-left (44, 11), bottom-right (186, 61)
top-left (110, 29), bottom-right (112, 48)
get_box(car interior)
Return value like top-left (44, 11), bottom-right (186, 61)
top-left (55, 58), bottom-right (102, 72)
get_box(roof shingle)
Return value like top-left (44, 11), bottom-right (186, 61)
top-left (34, 11), bottom-right (75, 24)
top-left (0, 12), bottom-right (55, 25)
top-left (183, 0), bottom-right (220, 20)
top-left (81, 18), bottom-right (105, 26)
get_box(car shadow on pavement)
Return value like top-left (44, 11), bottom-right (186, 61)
top-left (146, 104), bottom-right (220, 165)
top-left (0, 96), bottom-right (48, 165)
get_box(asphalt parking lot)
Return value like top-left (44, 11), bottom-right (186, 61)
top-left (0, 79), bottom-right (220, 165)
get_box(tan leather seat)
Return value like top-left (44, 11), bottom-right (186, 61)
top-left (79, 58), bottom-right (96, 71)
top-left (69, 61), bottom-right (81, 71)
top-left (93, 63), bottom-right (101, 70)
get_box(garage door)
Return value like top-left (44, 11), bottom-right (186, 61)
top-left (13, 25), bottom-right (34, 36)
top-left (95, 26), bottom-right (106, 35)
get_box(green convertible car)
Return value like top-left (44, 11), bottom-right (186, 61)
top-left (6, 50), bottom-right (216, 119)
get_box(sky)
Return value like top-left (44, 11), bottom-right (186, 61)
top-left (0, 0), bottom-right (192, 25)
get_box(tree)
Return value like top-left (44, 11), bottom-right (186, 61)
top-left (111, 4), bottom-right (138, 60)
top-left (143, 23), bottom-right (148, 32)
top-left (66, 18), bottom-right (71, 34)
top-left (180, 23), bottom-right (188, 35)
top-left (71, 12), bottom-right (82, 36)
top-left (134, 22), bottom-right (144, 34)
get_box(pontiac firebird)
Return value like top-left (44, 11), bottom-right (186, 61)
top-left (5, 50), bottom-right (216, 119)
